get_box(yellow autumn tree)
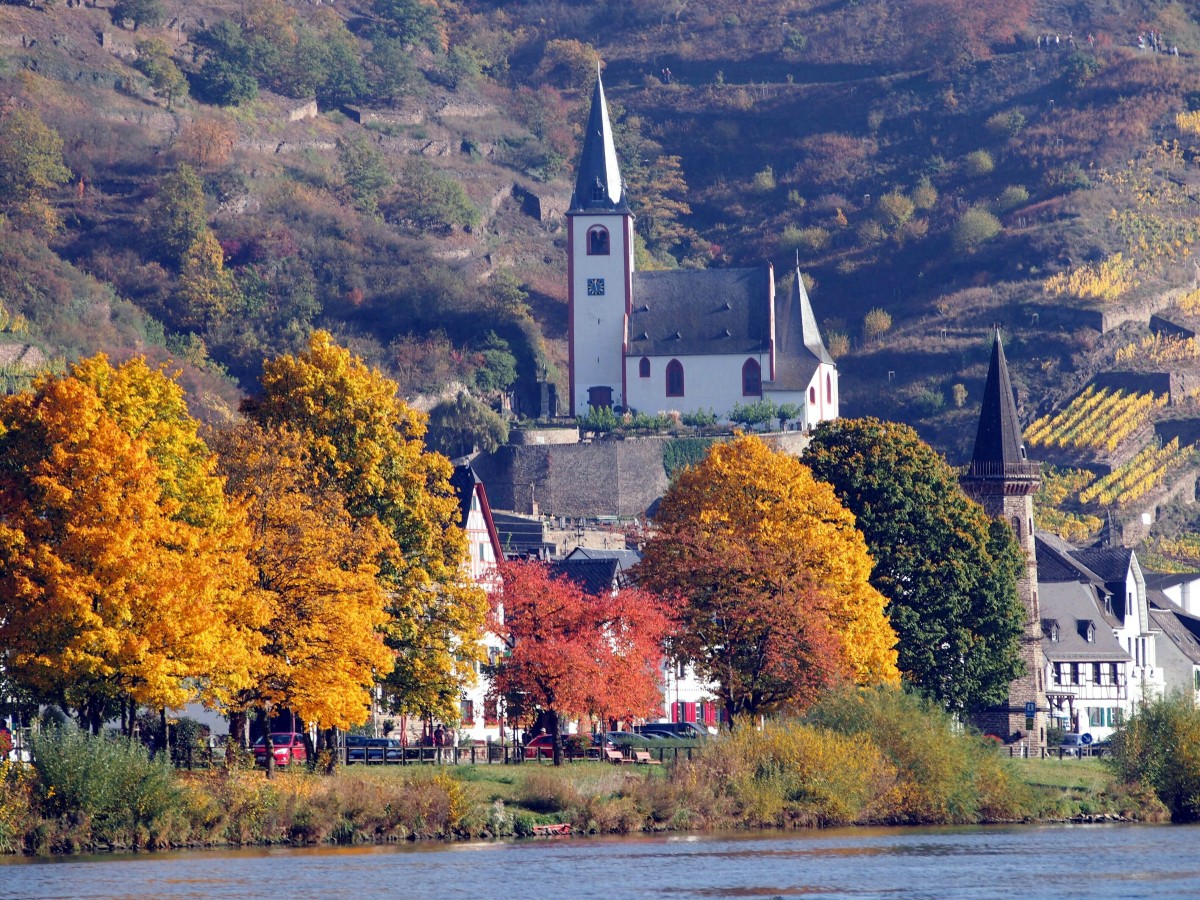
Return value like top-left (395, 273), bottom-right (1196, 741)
top-left (0, 375), bottom-right (258, 733)
top-left (247, 331), bottom-right (487, 723)
top-left (216, 423), bottom-right (393, 737)
top-left (69, 353), bottom-right (265, 714)
top-left (175, 230), bottom-right (238, 328)
top-left (637, 434), bottom-right (898, 721)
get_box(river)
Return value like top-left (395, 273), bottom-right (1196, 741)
top-left (3, 823), bottom-right (1197, 898)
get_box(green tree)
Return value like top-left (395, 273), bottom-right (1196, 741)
top-left (0, 108), bottom-right (71, 231)
top-left (366, 31), bottom-right (420, 102)
top-left (387, 158), bottom-right (478, 233)
top-left (426, 391), bottom-right (509, 458)
top-left (373, 0), bottom-right (443, 50)
top-left (134, 39), bottom-right (188, 108)
top-left (150, 164), bottom-right (208, 264)
top-left (338, 134), bottom-right (393, 215)
top-left (804, 417), bottom-right (1026, 714)
top-left (112, 0), bottom-right (164, 30)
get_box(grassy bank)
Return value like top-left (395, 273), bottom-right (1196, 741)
top-left (0, 692), bottom-right (1170, 855)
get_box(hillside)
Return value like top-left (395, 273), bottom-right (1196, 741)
top-left (5, 0), bottom-right (1200, 556)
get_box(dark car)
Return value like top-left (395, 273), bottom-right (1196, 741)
top-left (346, 735), bottom-right (403, 763)
top-left (635, 722), bottom-right (710, 740)
top-left (253, 732), bottom-right (308, 767)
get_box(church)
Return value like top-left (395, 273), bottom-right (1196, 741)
top-left (566, 73), bottom-right (839, 428)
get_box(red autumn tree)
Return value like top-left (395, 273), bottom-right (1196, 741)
top-left (488, 559), bottom-right (671, 765)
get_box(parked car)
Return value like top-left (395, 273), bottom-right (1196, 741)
top-left (634, 722), bottom-right (710, 740)
top-left (253, 732), bottom-right (308, 767)
top-left (346, 735), bottom-right (404, 763)
top-left (524, 733), bottom-right (557, 759)
top-left (1059, 733), bottom-right (1093, 757)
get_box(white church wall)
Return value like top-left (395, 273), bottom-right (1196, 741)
top-left (625, 352), bottom-right (772, 419)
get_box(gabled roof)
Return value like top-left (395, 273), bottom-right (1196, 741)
top-left (1040, 581), bottom-right (1128, 662)
top-left (449, 463), bottom-right (481, 527)
top-left (1036, 533), bottom-right (1106, 585)
top-left (569, 71), bottom-right (629, 215)
top-left (1070, 547), bottom-right (1134, 585)
top-left (550, 557), bottom-right (620, 596)
top-left (491, 511), bottom-right (555, 558)
top-left (965, 330), bottom-right (1038, 481)
top-left (627, 268), bottom-right (772, 357)
top-left (767, 267), bottom-right (833, 391)
top-left (1148, 591), bottom-right (1200, 665)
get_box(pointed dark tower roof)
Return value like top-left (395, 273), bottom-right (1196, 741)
top-left (963, 329), bottom-right (1040, 487)
top-left (569, 69), bottom-right (630, 215)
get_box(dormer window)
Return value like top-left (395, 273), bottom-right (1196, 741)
top-left (1050, 622), bottom-right (1060, 642)
top-left (591, 179), bottom-right (606, 202)
top-left (1086, 622), bottom-right (1096, 642)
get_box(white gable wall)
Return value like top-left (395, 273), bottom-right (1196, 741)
top-left (765, 361), bottom-right (839, 430)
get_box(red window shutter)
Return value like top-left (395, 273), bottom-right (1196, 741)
top-left (685, 701), bottom-right (697, 722)
top-left (704, 703), bottom-right (716, 726)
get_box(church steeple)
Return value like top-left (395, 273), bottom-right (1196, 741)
top-left (965, 328), bottom-right (1038, 486)
top-left (569, 70), bottom-right (630, 214)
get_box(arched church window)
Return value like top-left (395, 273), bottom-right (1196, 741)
top-left (639, 357), bottom-right (650, 378)
top-left (1012, 516), bottom-right (1022, 538)
top-left (588, 225), bottom-right (610, 255)
top-left (826, 372), bottom-right (833, 403)
top-left (809, 385), bottom-right (816, 404)
top-left (742, 359), bottom-right (761, 396)
top-left (666, 359), bottom-right (684, 397)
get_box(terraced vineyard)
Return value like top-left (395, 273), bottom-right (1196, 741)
top-left (1025, 387), bottom-right (1167, 454)
top-left (1078, 438), bottom-right (1195, 507)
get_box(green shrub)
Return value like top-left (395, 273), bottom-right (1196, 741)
top-left (951, 208), bottom-right (1002, 253)
top-left (1109, 693), bottom-right (1200, 821)
top-left (31, 727), bottom-right (182, 847)
top-left (803, 688), bottom-right (1033, 824)
top-left (962, 150), bottom-right (995, 177)
top-left (751, 165), bottom-right (776, 194)
top-left (995, 185), bottom-right (1030, 212)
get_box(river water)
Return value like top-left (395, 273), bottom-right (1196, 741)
top-left (3, 823), bottom-right (1198, 899)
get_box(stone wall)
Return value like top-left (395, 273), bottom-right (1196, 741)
top-left (472, 437), bottom-right (669, 518)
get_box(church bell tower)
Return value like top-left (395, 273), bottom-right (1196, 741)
top-left (567, 69), bottom-right (634, 417)
top-left (960, 330), bottom-right (1048, 749)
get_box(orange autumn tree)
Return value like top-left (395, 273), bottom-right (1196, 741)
top-left (0, 373), bottom-right (259, 733)
top-left (216, 424), bottom-right (393, 762)
top-left (637, 434), bottom-right (899, 723)
top-left (488, 559), bottom-right (671, 765)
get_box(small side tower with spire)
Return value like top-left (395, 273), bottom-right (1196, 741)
top-left (960, 329), bottom-right (1047, 749)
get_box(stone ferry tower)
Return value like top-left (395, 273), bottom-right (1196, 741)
top-left (960, 330), bottom-right (1047, 750)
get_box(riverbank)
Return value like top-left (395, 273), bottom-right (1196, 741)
top-left (0, 692), bottom-right (1170, 856)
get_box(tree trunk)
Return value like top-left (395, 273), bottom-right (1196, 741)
top-left (257, 708), bottom-right (275, 779)
top-left (550, 710), bottom-right (562, 767)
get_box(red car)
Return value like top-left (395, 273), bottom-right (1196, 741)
top-left (524, 734), bottom-right (557, 759)
top-left (253, 732), bottom-right (308, 767)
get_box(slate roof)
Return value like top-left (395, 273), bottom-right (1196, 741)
top-left (491, 511), bottom-right (555, 558)
top-left (449, 463), bottom-right (481, 528)
top-left (1070, 547), bottom-right (1133, 585)
top-left (1040, 581), bottom-right (1127, 662)
top-left (1148, 591), bottom-right (1200, 665)
top-left (626, 268), bottom-right (772, 357)
top-left (965, 331), bottom-right (1038, 481)
top-left (563, 547), bottom-right (643, 570)
top-left (1036, 533), bottom-right (1105, 584)
top-left (569, 73), bottom-right (629, 215)
top-left (767, 267), bottom-right (833, 391)
top-left (550, 557), bottom-right (620, 596)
